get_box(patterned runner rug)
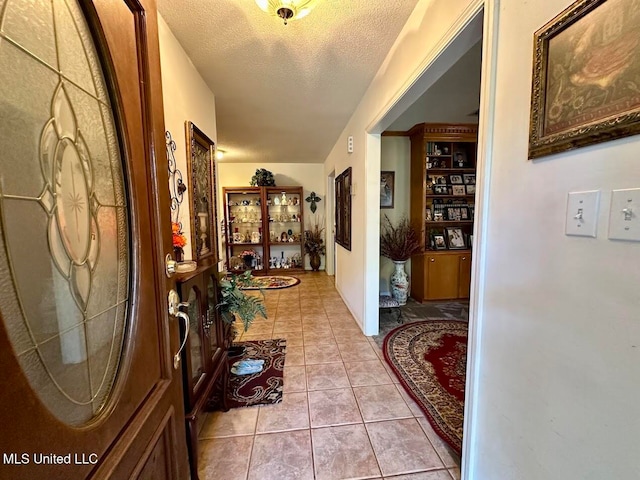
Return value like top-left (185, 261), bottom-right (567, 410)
top-left (238, 275), bottom-right (300, 290)
top-left (227, 338), bottom-right (286, 408)
top-left (383, 320), bottom-right (467, 454)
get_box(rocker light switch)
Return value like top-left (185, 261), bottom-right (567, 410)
top-left (608, 188), bottom-right (640, 241)
top-left (565, 190), bottom-right (600, 237)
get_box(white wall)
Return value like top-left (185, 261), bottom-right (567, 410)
top-left (218, 162), bottom-right (326, 270)
top-left (324, 0), bottom-right (482, 333)
top-left (325, 0), bottom-right (640, 477)
top-left (380, 136), bottom-right (411, 294)
top-left (158, 15), bottom-right (218, 261)
top-left (472, 0), bottom-right (640, 478)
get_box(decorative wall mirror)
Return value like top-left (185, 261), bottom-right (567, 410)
top-left (186, 121), bottom-right (218, 261)
top-left (335, 167), bottom-right (352, 251)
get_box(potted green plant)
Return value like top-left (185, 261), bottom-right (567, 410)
top-left (217, 270), bottom-right (267, 334)
top-left (250, 168), bottom-right (276, 186)
top-left (380, 215), bottom-right (422, 305)
top-left (304, 219), bottom-right (326, 271)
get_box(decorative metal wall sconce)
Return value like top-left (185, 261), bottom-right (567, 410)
top-left (167, 130), bottom-right (187, 225)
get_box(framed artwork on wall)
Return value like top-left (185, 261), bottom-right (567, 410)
top-left (186, 121), bottom-right (218, 261)
top-left (528, 0), bottom-right (640, 159)
top-left (335, 167), bottom-right (352, 251)
top-left (380, 171), bottom-right (395, 208)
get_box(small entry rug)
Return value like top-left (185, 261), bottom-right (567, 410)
top-left (239, 275), bottom-right (300, 290)
top-left (383, 320), bottom-right (467, 454)
top-left (227, 338), bottom-right (286, 408)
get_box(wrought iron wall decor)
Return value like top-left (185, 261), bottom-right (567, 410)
top-left (166, 130), bottom-right (186, 225)
top-left (305, 191), bottom-right (321, 213)
top-left (335, 167), bottom-right (352, 251)
top-left (186, 121), bottom-right (219, 262)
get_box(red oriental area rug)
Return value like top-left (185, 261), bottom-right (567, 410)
top-left (227, 338), bottom-right (286, 408)
top-left (383, 320), bottom-right (467, 454)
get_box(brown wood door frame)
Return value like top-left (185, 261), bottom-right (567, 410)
top-left (0, 1), bottom-right (188, 479)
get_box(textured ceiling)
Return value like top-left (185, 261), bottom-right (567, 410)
top-left (157, 0), bottom-right (420, 163)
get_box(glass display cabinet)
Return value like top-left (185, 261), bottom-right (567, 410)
top-left (223, 186), bottom-right (305, 274)
top-left (265, 186), bottom-right (304, 272)
top-left (175, 264), bottom-right (233, 479)
top-left (223, 187), bottom-right (266, 273)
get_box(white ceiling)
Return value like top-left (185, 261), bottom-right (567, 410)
top-left (157, 0), bottom-right (420, 163)
top-left (387, 40), bottom-right (482, 131)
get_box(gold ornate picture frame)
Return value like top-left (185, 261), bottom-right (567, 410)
top-left (528, 0), bottom-right (640, 160)
top-left (185, 121), bottom-right (218, 261)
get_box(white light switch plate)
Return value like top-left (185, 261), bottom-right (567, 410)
top-left (608, 188), bottom-right (640, 241)
top-left (565, 190), bottom-right (600, 237)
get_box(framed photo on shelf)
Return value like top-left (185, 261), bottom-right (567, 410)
top-left (433, 211), bottom-right (444, 222)
top-left (431, 175), bottom-right (447, 185)
top-left (466, 184), bottom-right (476, 195)
top-left (426, 209), bottom-right (433, 221)
top-left (452, 185), bottom-right (466, 196)
top-left (433, 234), bottom-right (447, 250)
top-left (433, 185), bottom-right (449, 195)
top-left (449, 174), bottom-right (464, 184)
top-left (445, 207), bottom-right (462, 221)
top-left (445, 227), bottom-right (466, 249)
top-left (460, 206), bottom-right (470, 220)
top-left (380, 171), bottom-right (395, 208)
top-left (528, 0), bottom-right (640, 159)
top-left (463, 173), bottom-right (476, 185)
top-left (452, 149), bottom-right (468, 168)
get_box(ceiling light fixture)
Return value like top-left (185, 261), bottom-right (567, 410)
top-left (215, 150), bottom-right (225, 160)
top-left (255, 0), bottom-right (318, 25)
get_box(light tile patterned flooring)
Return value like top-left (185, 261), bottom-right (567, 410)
top-left (198, 272), bottom-right (461, 480)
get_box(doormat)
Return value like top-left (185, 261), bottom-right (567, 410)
top-left (227, 338), bottom-right (286, 408)
top-left (238, 275), bottom-right (300, 290)
top-left (383, 320), bottom-right (467, 455)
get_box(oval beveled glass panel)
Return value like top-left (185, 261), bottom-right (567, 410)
top-left (0, 0), bottom-right (129, 426)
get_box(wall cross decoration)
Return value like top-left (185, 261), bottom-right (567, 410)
top-left (305, 191), bottom-right (321, 213)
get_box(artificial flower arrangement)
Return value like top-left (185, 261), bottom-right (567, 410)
top-left (172, 222), bottom-right (187, 249)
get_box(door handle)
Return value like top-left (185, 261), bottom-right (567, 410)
top-left (168, 289), bottom-right (190, 369)
top-left (173, 311), bottom-right (189, 369)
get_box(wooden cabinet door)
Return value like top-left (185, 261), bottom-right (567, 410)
top-left (425, 254), bottom-right (460, 300)
top-left (0, 1), bottom-right (188, 478)
top-left (458, 253), bottom-right (472, 298)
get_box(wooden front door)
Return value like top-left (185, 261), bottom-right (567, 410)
top-left (0, 0), bottom-right (188, 479)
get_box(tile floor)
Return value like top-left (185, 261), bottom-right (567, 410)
top-left (198, 273), bottom-right (461, 480)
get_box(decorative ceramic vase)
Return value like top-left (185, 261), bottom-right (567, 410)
top-left (197, 212), bottom-right (209, 255)
top-left (310, 253), bottom-right (321, 271)
top-left (390, 260), bottom-right (409, 305)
